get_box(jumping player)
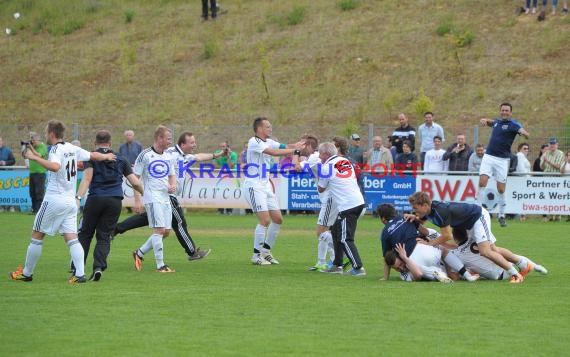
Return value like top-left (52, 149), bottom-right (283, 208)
top-left (478, 102), bottom-right (529, 227)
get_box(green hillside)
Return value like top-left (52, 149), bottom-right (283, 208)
top-left (1, 0), bottom-right (569, 147)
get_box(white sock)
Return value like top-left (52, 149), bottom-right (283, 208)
top-left (517, 256), bottom-right (531, 270)
top-left (139, 236), bottom-right (153, 256)
top-left (317, 231), bottom-right (330, 264)
top-left (477, 188), bottom-right (485, 204)
top-left (254, 224), bottom-right (267, 252)
top-left (68, 239), bottom-right (85, 277)
top-left (265, 223), bottom-right (281, 249)
top-left (23, 238), bottom-right (43, 277)
top-left (443, 252), bottom-right (472, 279)
top-left (498, 192), bottom-right (506, 216)
top-left (150, 234), bottom-right (164, 268)
top-left (507, 266), bottom-right (519, 277)
top-left (327, 235), bottom-right (335, 262)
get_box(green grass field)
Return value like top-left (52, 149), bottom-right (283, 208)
top-left (0, 212), bottom-right (568, 356)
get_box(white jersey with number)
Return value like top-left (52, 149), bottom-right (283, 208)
top-left (317, 155), bottom-right (364, 212)
top-left (244, 136), bottom-right (281, 188)
top-left (45, 142), bottom-right (91, 198)
top-left (134, 147), bottom-right (176, 205)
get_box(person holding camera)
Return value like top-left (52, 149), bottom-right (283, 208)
top-left (26, 133), bottom-right (48, 214)
top-left (213, 141), bottom-right (238, 215)
top-left (443, 133), bottom-right (473, 172)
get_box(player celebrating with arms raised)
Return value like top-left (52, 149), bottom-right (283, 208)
top-left (478, 102), bottom-right (529, 227)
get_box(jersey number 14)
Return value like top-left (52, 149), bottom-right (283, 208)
top-left (65, 159), bottom-right (77, 181)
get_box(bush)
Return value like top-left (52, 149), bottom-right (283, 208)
top-left (287, 6), bottom-right (306, 26)
top-left (124, 9), bottom-right (135, 23)
top-left (204, 40), bottom-right (217, 59)
top-left (455, 30), bottom-right (474, 47)
top-left (436, 23), bottom-right (453, 36)
top-left (338, 0), bottom-right (359, 11)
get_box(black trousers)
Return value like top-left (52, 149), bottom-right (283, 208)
top-left (332, 204), bottom-right (365, 269)
top-left (201, 0), bottom-right (217, 18)
top-left (29, 173), bottom-right (46, 213)
top-left (116, 196), bottom-right (197, 256)
top-left (78, 196), bottom-right (123, 271)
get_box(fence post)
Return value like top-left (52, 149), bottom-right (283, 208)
top-left (367, 123), bottom-right (374, 151)
top-left (73, 123), bottom-right (80, 141)
top-left (473, 125), bottom-right (479, 147)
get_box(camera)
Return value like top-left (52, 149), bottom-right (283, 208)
top-left (20, 141), bottom-right (31, 156)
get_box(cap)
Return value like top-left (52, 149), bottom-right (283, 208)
top-left (549, 137), bottom-right (558, 144)
top-left (351, 134), bottom-right (361, 140)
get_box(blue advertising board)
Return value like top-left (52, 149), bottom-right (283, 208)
top-left (287, 173), bottom-right (321, 210)
top-left (0, 169), bottom-right (31, 210)
top-left (287, 172), bottom-right (417, 212)
top-left (0, 168), bottom-right (84, 211)
top-left (361, 173), bottom-right (416, 212)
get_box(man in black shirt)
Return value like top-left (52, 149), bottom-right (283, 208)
top-left (390, 113), bottom-right (416, 154)
top-left (74, 130), bottom-right (144, 281)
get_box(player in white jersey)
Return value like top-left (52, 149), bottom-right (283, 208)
top-left (384, 243), bottom-right (453, 283)
top-left (132, 125), bottom-right (178, 273)
top-left (244, 117), bottom-right (305, 265)
top-left (291, 135), bottom-right (337, 271)
top-left (317, 142), bottom-right (367, 276)
top-left (115, 132), bottom-right (216, 261)
top-left (9, 120), bottom-right (116, 284)
top-left (450, 227), bottom-right (547, 280)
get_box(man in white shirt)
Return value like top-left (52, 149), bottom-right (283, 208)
top-left (132, 125), bottom-right (178, 273)
top-left (244, 117), bottom-right (305, 265)
top-left (317, 142), bottom-right (367, 276)
top-left (423, 136), bottom-right (448, 173)
top-left (292, 135), bottom-right (337, 271)
top-left (116, 132), bottom-right (215, 262)
top-left (10, 120), bottom-right (116, 284)
top-left (418, 111), bottom-right (445, 167)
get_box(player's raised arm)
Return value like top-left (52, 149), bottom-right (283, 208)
top-left (479, 118), bottom-right (493, 127)
top-left (518, 127), bottom-right (530, 139)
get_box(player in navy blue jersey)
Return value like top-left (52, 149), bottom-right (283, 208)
top-left (408, 192), bottom-right (532, 283)
top-left (478, 103), bottom-right (529, 227)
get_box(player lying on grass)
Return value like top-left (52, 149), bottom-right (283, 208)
top-left (384, 243), bottom-right (456, 283)
top-left (450, 227), bottom-right (548, 280)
